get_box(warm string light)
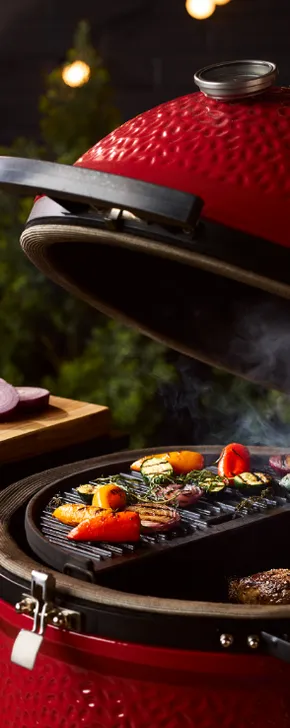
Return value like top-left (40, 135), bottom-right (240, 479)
top-left (185, 0), bottom-right (216, 19)
top-left (185, 0), bottom-right (232, 19)
top-left (62, 60), bottom-right (91, 88)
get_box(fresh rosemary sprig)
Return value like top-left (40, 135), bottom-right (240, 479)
top-left (235, 487), bottom-right (272, 513)
top-left (88, 468), bottom-right (228, 505)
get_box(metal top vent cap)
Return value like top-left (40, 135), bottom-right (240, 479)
top-left (194, 60), bottom-right (277, 101)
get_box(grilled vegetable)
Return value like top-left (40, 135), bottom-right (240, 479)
top-left (76, 484), bottom-right (98, 504)
top-left (140, 457), bottom-right (174, 480)
top-left (160, 484), bottom-right (202, 507)
top-left (127, 502), bottom-right (180, 532)
top-left (92, 483), bottom-right (127, 510)
top-left (218, 443), bottom-right (250, 481)
top-left (68, 510), bottom-right (141, 542)
top-left (197, 470), bottom-right (228, 493)
top-left (131, 451), bottom-right (204, 475)
top-left (269, 454), bottom-right (290, 476)
top-left (167, 451), bottom-right (204, 474)
top-left (52, 503), bottom-right (107, 526)
top-left (229, 569), bottom-right (290, 605)
top-left (233, 471), bottom-right (272, 493)
top-left (280, 473), bottom-right (290, 490)
top-left (131, 456), bottom-right (149, 472)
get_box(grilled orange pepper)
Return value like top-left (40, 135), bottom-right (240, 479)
top-left (131, 451), bottom-right (204, 475)
top-left (52, 503), bottom-right (106, 526)
top-left (167, 451), bottom-right (204, 474)
top-left (92, 483), bottom-right (127, 510)
top-left (68, 510), bottom-right (141, 542)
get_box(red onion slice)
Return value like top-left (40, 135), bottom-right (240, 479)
top-left (269, 454), bottom-right (290, 476)
top-left (0, 379), bottom-right (19, 420)
top-left (161, 484), bottom-right (203, 508)
top-left (127, 503), bottom-right (181, 532)
top-left (15, 386), bottom-right (50, 412)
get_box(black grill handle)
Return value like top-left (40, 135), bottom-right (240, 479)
top-left (261, 631), bottom-right (290, 663)
top-left (0, 156), bottom-right (203, 231)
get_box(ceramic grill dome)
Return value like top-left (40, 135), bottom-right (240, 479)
top-left (1, 59), bottom-right (290, 390)
top-left (76, 86), bottom-right (290, 249)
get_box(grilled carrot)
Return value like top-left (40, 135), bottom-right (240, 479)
top-left (92, 483), bottom-right (127, 510)
top-left (68, 510), bottom-right (141, 542)
top-left (52, 503), bottom-right (107, 526)
top-left (131, 451), bottom-right (204, 475)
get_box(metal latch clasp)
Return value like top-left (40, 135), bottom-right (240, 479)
top-left (11, 570), bottom-right (80, 670)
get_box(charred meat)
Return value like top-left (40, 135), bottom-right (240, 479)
top-left (229, 569), bottom-right (290, 605)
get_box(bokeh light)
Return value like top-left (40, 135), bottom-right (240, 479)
top-left (62, 60), bottom-right (91, 88)
top-left (185, 0), bottom-right (216, 20)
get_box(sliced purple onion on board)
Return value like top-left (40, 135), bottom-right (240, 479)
top-left (15, 386), bottom-right (50, 412)
top-left (0, 379), bottom-right (19, 420)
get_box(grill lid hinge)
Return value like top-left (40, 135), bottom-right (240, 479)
top-left (10, 569), bottom-right (81, 670)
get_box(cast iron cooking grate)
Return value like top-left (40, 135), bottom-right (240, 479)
top-left (30, 460), bottom-right (290, 578)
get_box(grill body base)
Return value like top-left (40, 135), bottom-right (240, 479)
top-left (1, 598), bottom-right (290, 728)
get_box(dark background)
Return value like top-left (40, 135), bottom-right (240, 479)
top-left (1, 0), bottom-right (289, 144)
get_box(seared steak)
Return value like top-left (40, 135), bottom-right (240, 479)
top-left (229, 568), bottom-right (290, 605)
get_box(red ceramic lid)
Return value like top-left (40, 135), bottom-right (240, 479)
top-left (74, 80), bottom-right (290, 249)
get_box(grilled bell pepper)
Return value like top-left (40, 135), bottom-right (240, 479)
top-left (132, 451), bottom-right (204, 475)
top-left (233, 472), bottom-right (271, 492)
top-left (92, 483), bottom-right (126, 510)
top-left (52, 503), bottom-right (106, 526)
top-left (167, 451), bottom-right (204, 475)
top-left (218, 443), bottom-right (250, 481)
top-left (68, 510), bottom-right (141, 542)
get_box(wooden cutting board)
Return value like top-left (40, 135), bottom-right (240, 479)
top-left (0, 395), bottom-right (110, 465)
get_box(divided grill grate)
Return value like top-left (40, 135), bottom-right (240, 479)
top-left (32, 461), bottom-right (290, 577)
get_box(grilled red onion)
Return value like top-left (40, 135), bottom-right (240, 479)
top-left (269, 454), bottom-right (290, 476)
top-left (127, 503), bottom-right (181, 532)
top-left (161, 483), bottom-right (202, 508)
top-left (0, 379), bottom-right (19, 419)
top-left (15, 386), bottom-right (50, 412)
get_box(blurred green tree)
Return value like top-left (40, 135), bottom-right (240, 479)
top-left (40, 20), bottom-right (121, 164)
top-left (0, 21), bottom-right (176, 445)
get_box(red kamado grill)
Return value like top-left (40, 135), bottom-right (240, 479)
top-left (2, 59), bottom-right (290, 727)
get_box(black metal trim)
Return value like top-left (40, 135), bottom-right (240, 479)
top-left (25, 203), bottom-right (290, 292)
top-left (1, 568), bottom-right (290, 655)
top-left (261, 631), bottom-right (290, 663)
top-left (0, 156), bottom-right (203, 230)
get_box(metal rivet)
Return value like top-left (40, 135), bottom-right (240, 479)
top-left (247, 635), bottom-right (260, 650)
top-left (220, 633), bottom-right (234, 648)
top-left (15, 598), bottom-right (35, 615)
top-left (52, 613), bottom-right (66, 628)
